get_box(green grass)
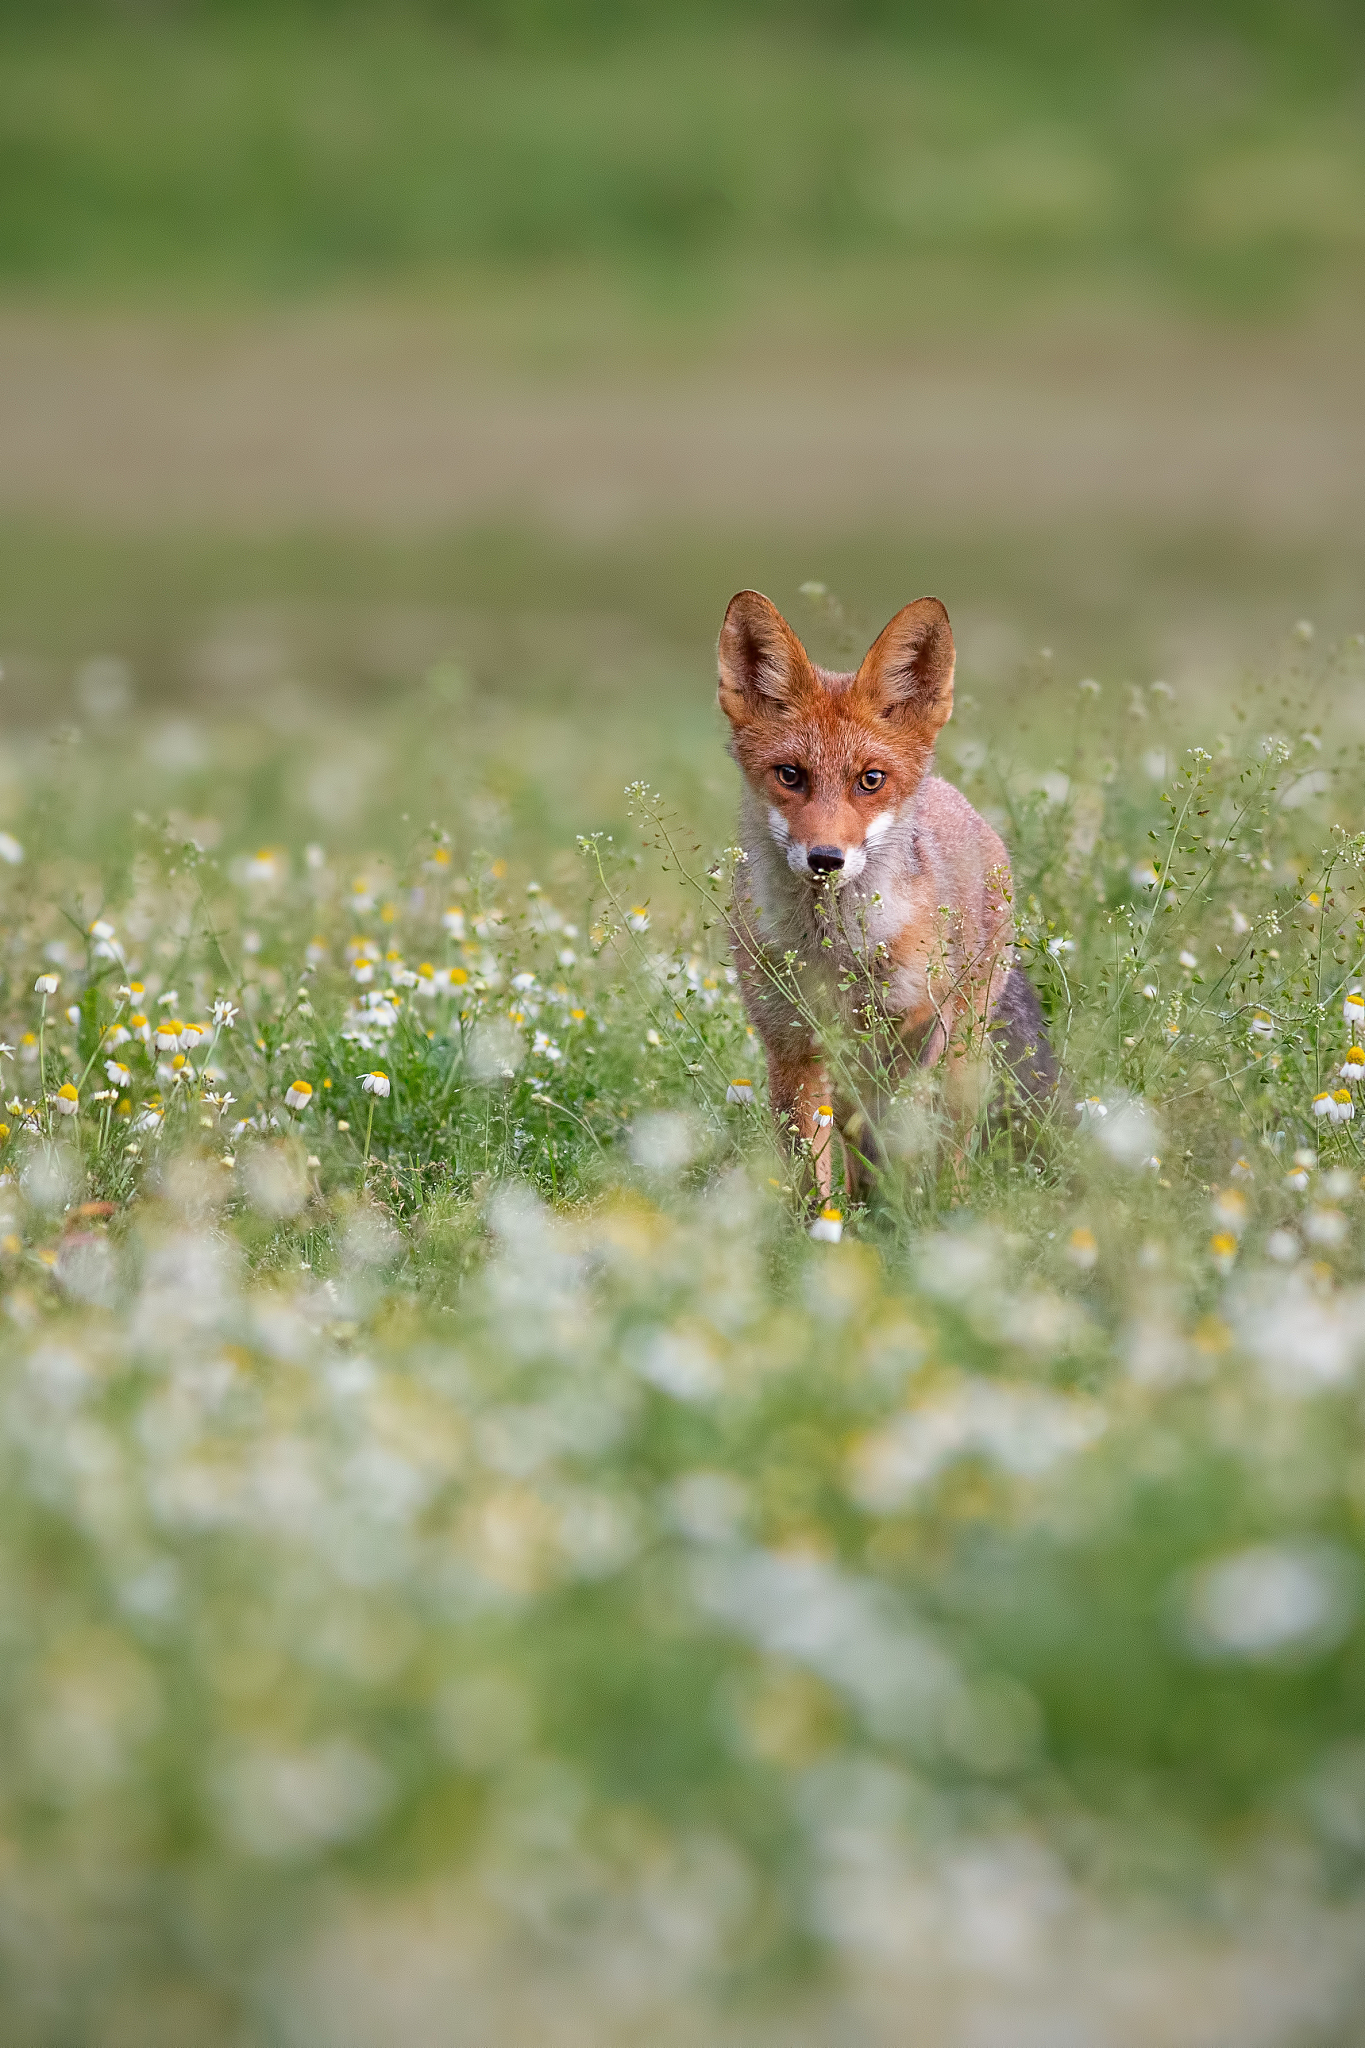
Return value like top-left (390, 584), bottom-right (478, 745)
top-left (1, 634), bottom-right (1365, 2036)
top-left (0, 1), bottom-right (1362, 318)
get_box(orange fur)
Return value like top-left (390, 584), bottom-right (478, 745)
top-left (717, 589), bottom-right (1018, 1197)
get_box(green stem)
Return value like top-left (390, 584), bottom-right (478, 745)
top-left (38, 995), bottom-right (50, 1136)
top-left (363, 1098), bottom-right (375, 1168)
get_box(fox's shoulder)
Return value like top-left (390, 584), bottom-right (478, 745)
top-left (914, 772), bottom-right (1007, 863)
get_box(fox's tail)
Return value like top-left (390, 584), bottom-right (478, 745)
top-left (991, 966), bottom-right (1064, 1111)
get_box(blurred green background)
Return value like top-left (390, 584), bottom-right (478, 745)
top-left (0, 0), bottom-right (1362, 844)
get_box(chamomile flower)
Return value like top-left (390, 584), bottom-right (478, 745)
top-left (1345, 991), bottom-right (1365, 1029)
top-left (809, 1207), bottom-right (843, 1243)
top-left (105, 1060), bottom-right (131, 1087)
top-left (1076, 1096), bottom-right (1108, 1125)
top-left (130, 1012), bottom-right (150, 1043)
top-left (51, 1083), bottom-right (79, 1117)
top-left (245, 849), bottom-right (280, 884)
top-left (814, 1104), bottom-right (834, 1129)
top-left (154, 1019), bottom-right (182, 1051)
top-left (443, 906), bottom-right (466, 939)
top-left (1313, 1091), bottom-right (1335, 1120)
top-left (726, 1079), bottom-right (754, 1104)
top-left (1342, 1048), bottom-right (1365, 1084)
top-left (33, 973), bottom-right (59, 996)
top-left (133, 1104), bottom-right (164, 1133)
top-left (1211, 1187), bottom-right (1248, 1235)
top-left (1209, 1231), bottom-right (1238, 1275)
top-left (1230, 1155), bottom-right (1254, 1181)
top-left (1130, 862), bottom-right (1160, 891)
top-left (627, 906), bottom-right (651, 932)
top-left (65, 1005), bottom-right (80, 1025)
top-left (1335, 1088), bottom-right (1355, 1123)
top-left (1067, 1226), bottom-right (1099, 1271)
top-left (531, 1031), bottom-right (563, 1063)
top-left (284, 1080), bottom-right (313, 1111)
top-left (1249, 1011), bottom-right (1275, 1038)
top-left (212, 999), bottom-right (239, 1028)
top-left (360, 1071), bottom-right (390, 1097)
top-left (1178, 950), bottom-right (1197, 971)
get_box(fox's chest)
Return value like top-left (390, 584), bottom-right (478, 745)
top-left (739, 864), bottom-right (931, 1033)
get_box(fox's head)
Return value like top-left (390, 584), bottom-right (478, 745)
top-left (717, 590), bottom-right (955, 881)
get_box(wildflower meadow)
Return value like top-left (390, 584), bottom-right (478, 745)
top-left (3, 635), bottom-right (1365, 2043)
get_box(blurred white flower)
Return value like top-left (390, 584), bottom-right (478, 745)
top-left (850, 1381), bottom-right (1105, 1512)
top-left (359, 1071), bottom-right (390, 1097)
top-left (810, 1207), bottom-right (843, 1244)
top-left (1094, 1094), bottom-right (1161, 1168)
top-left (217, 1741), bottom-right (393, 1859)
top-left (1179, 1542), bottom-right (1358, 1663)
top-left (34, 974), bottom-right (59, 995)
top-left (1067, 1226), bottom-right (1098, 1270)
top-left (629, 1112), bottom-right (696, 1174)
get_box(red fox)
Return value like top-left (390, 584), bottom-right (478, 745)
top-left (717, 589), bottom-right (1056, 1194)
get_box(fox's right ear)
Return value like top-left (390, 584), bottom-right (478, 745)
top-left (717, 591), bottom-right (813, 727)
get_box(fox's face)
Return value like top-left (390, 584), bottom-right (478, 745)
top-left (717, 590), bottom-right (955, 881)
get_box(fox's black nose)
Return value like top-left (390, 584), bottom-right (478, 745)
top-left (807, 846), bottom-right (845, 874)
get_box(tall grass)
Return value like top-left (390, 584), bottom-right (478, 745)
top-left (0, 642), bottom-right (1364, 2036)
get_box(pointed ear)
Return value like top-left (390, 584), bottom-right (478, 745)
top-left (856, 597), bottom-right (955, 732)
top-left (717, 590), bottom-right (815, 727)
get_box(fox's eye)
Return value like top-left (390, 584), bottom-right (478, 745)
top-left (774, 764), bottom-right (803, 790)
top-left (858, 768), bottom-right (887, 793)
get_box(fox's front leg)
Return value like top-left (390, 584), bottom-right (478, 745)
top-left (764, 1039), bottom-right (834, 1199)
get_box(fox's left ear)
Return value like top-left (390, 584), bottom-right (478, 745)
top-left (857, 597), bottom-right (955, 733)
top-left (717, 590), bottom-right (815, 727)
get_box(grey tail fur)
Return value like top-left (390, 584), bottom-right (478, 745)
top-left (991, 966), bottom-right (1063, 1111)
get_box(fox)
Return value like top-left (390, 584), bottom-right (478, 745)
top-left (717, 588), bottom-right (1058, 1196)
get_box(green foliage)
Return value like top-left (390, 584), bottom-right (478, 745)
top-left (0, 0), bottom-right (1361, 312)
top-left (0, 643), bottom-right (1364, 2033)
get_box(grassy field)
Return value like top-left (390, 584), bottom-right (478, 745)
top-left (3, 632), bottom-right (1365, 2039)
top-left (2, 2), bottom-right (1365, 2036)
top-left (1, 0), bottom-right (1363, 318)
